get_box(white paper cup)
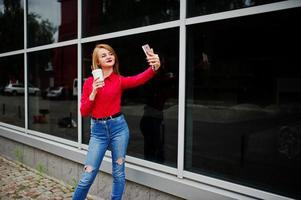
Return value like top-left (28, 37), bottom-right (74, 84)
top-left (92, 69), bottom-right (104, 81)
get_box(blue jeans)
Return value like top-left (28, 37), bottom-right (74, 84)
top-left (73, 115), bottom-right (129, 200)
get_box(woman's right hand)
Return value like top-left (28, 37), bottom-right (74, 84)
top-left (89, 78), bottom-right (104, 100)
top-left (93, 77), bottom-right (104, 91)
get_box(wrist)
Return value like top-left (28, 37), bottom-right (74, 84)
top-left (151, 65), bottom-right (159, 72)
top-left (89, 94), bottom-right (95, 101)
top-left (89, 90), bottom-right (97, 100)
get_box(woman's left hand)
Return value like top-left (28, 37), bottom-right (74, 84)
top-left (146, 49), bottom-right (160, 71)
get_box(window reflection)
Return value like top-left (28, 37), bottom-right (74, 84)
top-left (187, 0), bottom-right (285, 17)
top-left (0, 55), bottom-right (24, 127)
top-left (82, 28), bottom-right (179, 166)
top-left (28, 45), bottom-right (78, 141)
top-left (185, 8), bottom-right (301, 199)
top-left (82, 0), bottom-right (179, 37)
top-left (27, 0), bottom-right (77, 47)
top-left (0, 0), bottom-right (24, 53)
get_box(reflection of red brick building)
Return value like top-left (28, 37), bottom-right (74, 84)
top-left (82, 0), bottom-right (102, 36)
top-left (58, 0), bottom-right (77, 41)
top-left (52, 0), bottom-right (77, 96)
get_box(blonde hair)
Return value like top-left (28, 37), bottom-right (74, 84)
top-left (92, 44), bottom-right (120, 74)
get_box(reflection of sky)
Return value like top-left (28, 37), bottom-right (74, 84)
top-left (0, 0), bottom-right (4, 13)
top-left (0, 0), bottom-right (25, 13)
top-left (28, 0), bottom-right (61, 27)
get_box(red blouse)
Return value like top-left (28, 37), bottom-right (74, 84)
top-left (80, 66), bottom-right (156, 118)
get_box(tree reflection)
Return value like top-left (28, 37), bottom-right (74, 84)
top-left (0, 0), bottom-right (55, 52)
top-left (0, 0), bottom-right (23, 52)
top-left (27, 12), bottom-right (55, 47)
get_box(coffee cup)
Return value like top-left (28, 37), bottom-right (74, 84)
top-left (92, 68), bottom-right (104, 81)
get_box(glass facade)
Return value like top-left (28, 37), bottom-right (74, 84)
top-left (0, 0), bottom-right (300, 199)
top-left (187, 0), bottom-right (285, 17)
top-left (185, 7), bottom-right (301, 198)
top-left (0, 54), bottom-right (24, 127)
top-left (0, 0), bottom-right (24, 53)
top-left (82, 0), bottom-right (179, 37)
top-left (82, 28), bottom-right (179, 166)
top-left (27, 0), bottom-right (77, 47)
top-left (28, 45), bottom-right (77, 141)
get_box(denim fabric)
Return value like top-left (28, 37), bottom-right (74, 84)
top-left (72, 114), bottom-right (129, 200)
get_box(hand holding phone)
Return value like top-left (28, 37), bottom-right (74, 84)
top-left (142, 44), bottom-right (152, 56)
top-left (142, 44), bottom-right (160, 72)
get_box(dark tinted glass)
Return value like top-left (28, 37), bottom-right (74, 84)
top-left (28, 45), bottom-right (78, 141)
top-left (0, 54), bottom-right (24, 127)
top-left (27, 0), bottom-right (77, 47)
top-left (187, 0), bottom-right (285, 17)
top-left (0, 0), bottom-right (24, 53)
top-left (185, 8), bottom-right (301, 199)
top-left (82, 0), bottom-right (179, 37)
top-left (82, 28), bottom-right (179, 167)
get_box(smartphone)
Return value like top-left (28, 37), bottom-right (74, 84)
top-left (142, 44), bottom-right (151, 56)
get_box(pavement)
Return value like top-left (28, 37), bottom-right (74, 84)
top-left (0, 154), bottom-right (100, 200)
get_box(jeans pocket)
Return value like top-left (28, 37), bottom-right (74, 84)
top-left (112, 115), bottom-right (125, 123)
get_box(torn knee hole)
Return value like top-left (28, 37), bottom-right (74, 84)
top-left (84, 165), bottom-right (93, 173)
top-left (116, 158), bottom-right (124, 165)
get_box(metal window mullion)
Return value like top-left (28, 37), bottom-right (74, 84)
top-left (186, 0), bottom-right (301, 26)
top-left (80, 20), bottom-right (180, 44)
top-left (182, 170), bottom-right (293, 200)
top-left (0, 50), bottom-right (25, 58)
top-left (126, 156), bottom-right (178, 175)
top-left (177, 0), bottom-right (186, 179)
top-left (27, 129), bottom-right (78, 146)
top-left (24, 0), bottom-right (28, 132)
top-left (0, 122), bottom-right (25, 132)
top-left (26, 39), bottom-right (78, 53)
top-left (77, 0), bottom-right (82, 149)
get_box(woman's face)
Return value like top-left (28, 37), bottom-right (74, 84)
top-left (97, 48), bottom-right (115, 69)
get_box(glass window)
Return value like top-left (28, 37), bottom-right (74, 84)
top-left (82, 0), bottom-right (179, 37)
top-left (82, 28), bottom-right (179, 167)
top-left (27, 0), bottom-right (77, 47)
top-left (0, 54), bottom-right (24, 127)
top-left (28, 45), bottom-right (78, 141)
top-left (0, 0), bottom-right (24, 53)
top-left (187, 0), bottom-right (285, 18)
top-left (185, 8), bottom-right (301, 199)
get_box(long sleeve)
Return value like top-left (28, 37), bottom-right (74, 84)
top-left (120, 67), bottom-right (156, 90)
top-left (80, 77), bottom-right (94, 117)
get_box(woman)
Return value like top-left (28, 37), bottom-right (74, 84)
top-left (72, 44), bottom-right (160, 200)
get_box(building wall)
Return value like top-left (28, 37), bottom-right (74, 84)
top-left (0, 135), bottom-right (183, 200)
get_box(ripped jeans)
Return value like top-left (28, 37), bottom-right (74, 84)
top-left (73, 114), bottom-right (129, 200)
